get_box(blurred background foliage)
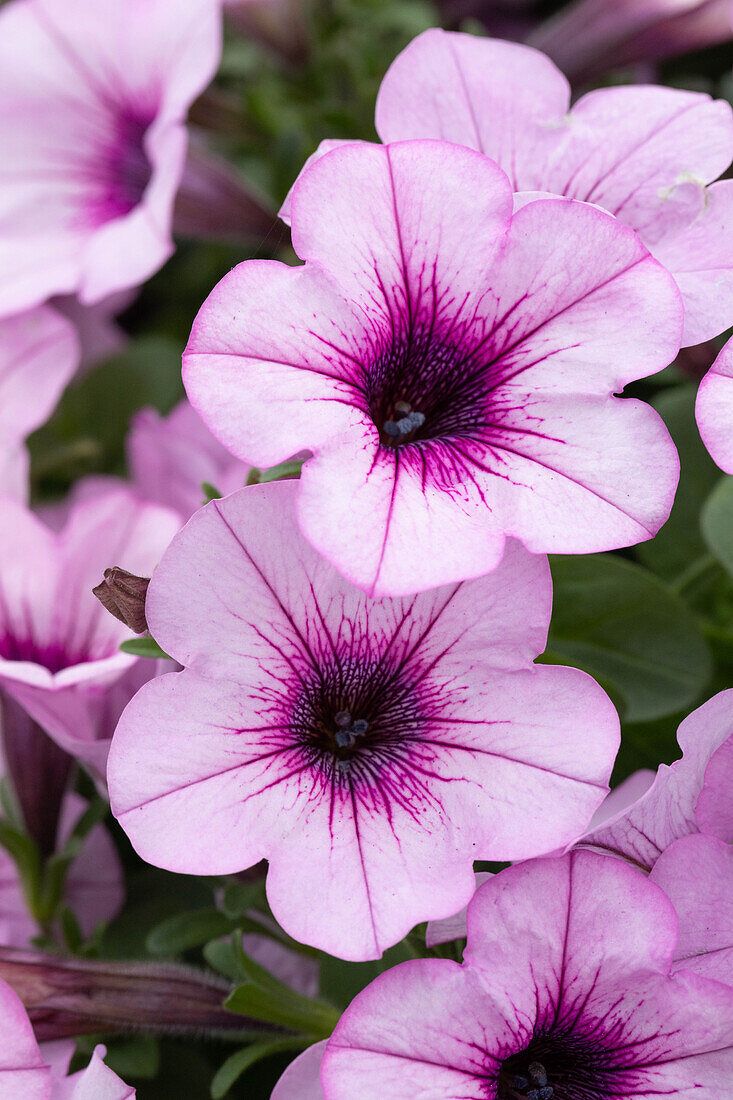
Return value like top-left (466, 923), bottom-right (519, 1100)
top-left (16, 0), bottom-right (733, 1094)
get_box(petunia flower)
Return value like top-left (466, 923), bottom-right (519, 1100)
top-left (0, 0), bottom-right (221, 317)
top-left (108, 479), bottom-right (619, 960)
top-left (126, 400), bottom-right (253, 523)
top-left (185, 139), bottom-right (682, 595)
top-left (375, 29), bottom-right (733, 349)
top-left (0, 306), bottom-right (79, 500)
top-left (581, 688), bottom-right (733, 869)
top-left (0, 975), bottom-right (133, 1097)
top-left (308, 851), bottom-right (733, 1099)
top-left (580, 689), bottom-right (733, 984)
top-left (696, 335), bottom-right (733, 473)
top-left (0, 485), bottom-right (179, 782)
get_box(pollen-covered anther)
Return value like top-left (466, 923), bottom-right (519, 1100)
top-left (383, 408), bottom-right (425, 440)
top-left (333, 713), bottom-right (369, 749)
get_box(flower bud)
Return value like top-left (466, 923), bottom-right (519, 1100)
top-left (92, 568), bottom-right (150, 634)
top-left (0, 948), bottom-right (274, 1042)
top-left (0, 692), bottom-right (72, 859)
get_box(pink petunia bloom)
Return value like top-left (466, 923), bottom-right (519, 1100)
top-left (108, 479), bottom-right (619, 960)
top-left (0, 791), bottom-right (124, 948)
top-left (375, 29), bottom-right (733, 349)
top-left (0, 485), bottom-right (179, 782)
top-left (0, 0), bottom-right (221, 318)
top-left (127, 400), bottom-right (252, 522)
top-left (0, 307), bottom-right (79, 500)
top-left (0, 976), bottom-right (133, 1098)
top-left (581, 689), bottom-right (733, 868)
top-left (185, 140), bottom-right (682, 596)
top-left (696, 336), bottom-right (733, 473)
top-left (310, 851), bottom-right (733, 1100)
top-left (580, 689), bottom-right (733, 983)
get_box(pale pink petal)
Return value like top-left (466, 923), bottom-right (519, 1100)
top-left (584, 768), bottom-right (656, 831)
top-left (541, 85), bottom-right (733, 245)
top-left (272, 1042), bottom-right (327, 1100)
top-left (697, 335), bottom-right (733, 473)
top-left (425, 872), bottom-right (492, 948)
top-left (296, 433), bottom-right (509, 597)
top-left (184, 261), bottom-right (368, 467)
top-left (650, 833), bottom-right (733, 984)
top-left (0, 977), bottom-right (49, 1098)
top-left (278, 140), bottom-right (363, 227)
top-left (144, 481), bottom-right (552, 679)
top-left (59, 1046), bottom-right (134, 1100)
top-left (464, 850), bottom-right (677, 1010)
top-left (696, 733), bottom-right (733, 842)
top-left (581, 688), bottom-right (733, 870)
top-left (653, 179), bottom-right (733, 345)
top-left (375, 29), bottom-right (570, 188)
top-left (127, 400), bottom-right (251, 521)
top-left (289, 139), bottom-right (513, 322)
top-left (52, 486), bottom-right (180, 664)
top-left (0, 308), bottom-right (79, 498)
top-left (323, 961), bottom-right (514, 1098)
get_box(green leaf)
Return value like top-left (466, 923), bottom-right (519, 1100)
top-left (0, 820), bottom-right (42, 914)
top-left (637, 384), bottom-right (719, 579)
top-left (146, 908), bottom-right (236, 955)
top-left (201, 481), bottom-right (223, 503)
top-left (103, 1037), bottom-right (160, 1081)
top-left (247, 458), bottom-right (304, 486)
top-left (119, 636), bottom-right (171, 659)
top-left (210, 1039), bottom-right (307, 1099)
top-left (225, 982), bottom-right (339, 1038)
top-left (701, 476), bottom-right (733, 578)
top-left (546, 554), bottom-right (712, 722)
top-left (220, 881), bottom-right (264, 919)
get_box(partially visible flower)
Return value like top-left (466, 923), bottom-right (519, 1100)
top-left (108, 480), bottom-right (619, 960)
top-left (649, 833), bottom-right (732, 982)
top-left (0, 0), bottom-right (221, 317)
top-left (0, 975), bottom-right (133, 1097)
top-left (186, 139), bottom-right (681, 596)
top-left (696, 336), bottom-right (733, 473)
top-left (0, 485), bottom-right (179, 781)
top-left (581, 688), bottom-right (733, 868)
top-left (0, 307), bottom-right (79, 500)
top-left (318, 852), bottom-right (733, 1099)
top-left (580, 689), bottom-right (733, 983)
top-left (529, 0), bottom-right (733, 82)
top-left (51, 292), bottom-right (135, 375)
top-left (272, 1040), bottom-right (327, 1100)
top-left (439, 0), bottom-right (733, 81)
top-left (375, 29), bottom-right (733, 348)
top-left (126, 400), bottom-right (252, 522)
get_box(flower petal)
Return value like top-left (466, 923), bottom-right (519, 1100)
top-left (697, 334), bottom-right (733, 473)
top-left (650, 833), bottom-right (733, 985)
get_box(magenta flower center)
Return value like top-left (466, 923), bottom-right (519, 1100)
top-left (288, 656), bottom-right (429, 779)
top-left (497, 1031), bottom-right (623, 1100)
top-left (85, 110), bottom-right (154, 227)
top-left (366, 326), bottom-right (494, 449)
